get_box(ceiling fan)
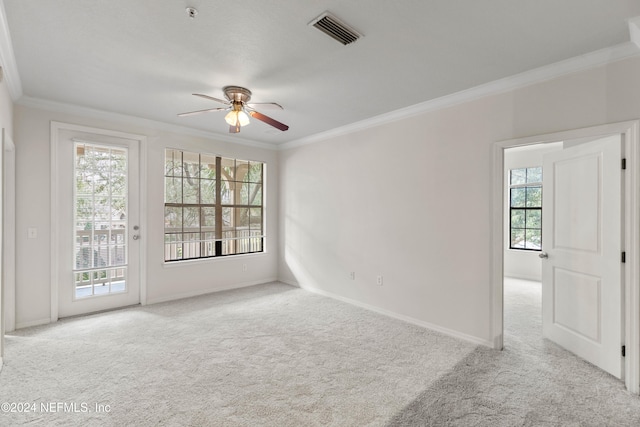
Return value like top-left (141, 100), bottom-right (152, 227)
top-left (178, 86), bottom-right (289, 134)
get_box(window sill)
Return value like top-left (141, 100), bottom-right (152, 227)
top-left (162, 251), bottom-right (268, 268)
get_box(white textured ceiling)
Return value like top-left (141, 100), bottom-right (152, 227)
top-left (3, 0), bottom-right (640, 145)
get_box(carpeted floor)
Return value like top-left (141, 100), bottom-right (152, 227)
top-left (0, 279), bottom-right (639, 426)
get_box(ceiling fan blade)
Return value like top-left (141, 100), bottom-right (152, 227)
top-left (193, 93), bottom-right (229, 105)
top-left (229, 123), bottom-right (240, 133)
top-left (247, 102), bottom-right (284, 110)
top-left (249, 110), bottom-right (289, 131)
top-left (177, 107), bottom-right (227, 117)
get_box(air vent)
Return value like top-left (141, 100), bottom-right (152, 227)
top-left (310, 12), bottom-right (361, 45)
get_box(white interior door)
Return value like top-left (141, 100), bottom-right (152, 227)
top-left (541, 134), bottom-right (623, 378)
top-left (56, 129), bottom-right (141, 318)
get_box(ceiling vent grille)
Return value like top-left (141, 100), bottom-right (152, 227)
top-left (310, 12), bottom-right (361, 45)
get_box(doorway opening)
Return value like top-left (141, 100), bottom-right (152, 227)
top-left (503, 143), bottom-right (562, 355)
top-left (491, 121), bottom-right (640, 394)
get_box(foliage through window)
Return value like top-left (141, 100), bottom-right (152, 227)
top-left (164, 150), bottom-right (264, 261)
top-left (509, 166), bottom-right (542, 251)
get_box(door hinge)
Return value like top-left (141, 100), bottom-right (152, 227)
top-left (622, 345), bottom-right (626, 357)
top-left (622, 252), bottom-right (626, 263)
top-left (622, 158), bottom-right (627, 170)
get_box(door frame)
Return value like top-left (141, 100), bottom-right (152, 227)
top-left (50, 121), bottom-right (148, 322)
top-left (2, 127), bottom-right (15, 334)
top-left (491, 120), bottom-right (640, 394)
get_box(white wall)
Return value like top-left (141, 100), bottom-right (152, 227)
top-left (503, 143), bottom-right (562, 281)
top-left (278, 56), bottom-right (640, 345)
top-left (13, 105), bottom-right (279, 328)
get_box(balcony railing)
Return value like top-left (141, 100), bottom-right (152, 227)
top-left (164, 228), bottom-right (263, 261)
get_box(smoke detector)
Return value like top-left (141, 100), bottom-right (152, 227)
top-left (185, 7), bottom-right (198, 19)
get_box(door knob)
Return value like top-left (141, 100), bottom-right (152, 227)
top-left (132, 235), bottom-right (140, 240)
top-left (539, 252), bottom-right (548, 259)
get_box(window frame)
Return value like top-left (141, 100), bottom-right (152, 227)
top-left (164, 149), bottom-right (265, 262)
top-left (508, 166), bottom-right (542, 252)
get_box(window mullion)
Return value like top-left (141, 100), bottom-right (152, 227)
top-left (215, 157), bottom-right (222, 256)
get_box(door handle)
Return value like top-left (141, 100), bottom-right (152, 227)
top-left (539, 252), bottom-right (548, 259)
top-left (132, 235), bottom-right (140, 240)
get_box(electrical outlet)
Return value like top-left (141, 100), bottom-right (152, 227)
top-left (376, 275), bottom-right (383, 286)
top-left (349, 271), bottom-right (356, 280)
top-left (242, 263), bottom-right (248, 272)
top-left (28, 227), bottom-right (38, 239)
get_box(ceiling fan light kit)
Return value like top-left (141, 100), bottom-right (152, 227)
top-left (178, 86), bottom-right (289, 134)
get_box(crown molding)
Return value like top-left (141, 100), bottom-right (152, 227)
top-left (0, 0), bottom-right (22, 100)
top-left (280, 42), bottom-right (640, 151)
top-left (17, 96), bottom-right (278, 151)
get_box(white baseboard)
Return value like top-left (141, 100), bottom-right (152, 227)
top-left (277, 278), bottom-right (299, 288)
top-left (300, 285), bottom-right (494, 348)
top-left (15, 317), bottom-right (51, 330)
top-left (145, 277), bottom-right (278, 305)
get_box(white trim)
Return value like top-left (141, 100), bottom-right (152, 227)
top-left (2, 129), bottom-right (14, 332)
top-left (630, 16), bottom-right (640, 49)
top-left (281, 43), bottom-right (640, 150)
top-left (0, 0), bottom-right (22, 100)
top-left (50, 121), bottom-right (149, 322)
top-left (491, 120), bottom-right (640, 394)
top-left (145, 277), bottom-right (277, 305)
top-left (15, 317), bottom-right (51, 330)
top-left (20, 96), bottom-right (277, 151)
top-left (300, 284), bottom-right (493, 348)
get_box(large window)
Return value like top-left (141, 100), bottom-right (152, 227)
top-left (509, 166), bottom-right (542, 251)
top-left (164, 150), bottom-right (264, 261)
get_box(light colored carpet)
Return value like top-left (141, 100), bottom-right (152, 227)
top-left (0, 279), bottom-right (638, 426)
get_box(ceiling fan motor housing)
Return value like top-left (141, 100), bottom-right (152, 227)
top-left (223, 86), bottom-right (252, 103)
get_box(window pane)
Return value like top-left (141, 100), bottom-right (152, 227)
top-left (526, 209), bottom-right (541, 229)
top-left (525, 229), bottom-right (542, 249)
top-left (250, 208), bottom-right (262, 232)
top-left (249, 183), bottom-right (262, 206)
top-left (183, 207), bottom-right (200, 230)
top-left (510, 168), bottom-right (526, 185)
top-left (511, 209), bottom-right (525, 229)
top-left (511, 229), bottom-right (525, 248)
top-left (247, 162), bottom-right (263, 183)
top-left (111, 174), bottom-right (126, 196)
top-left (221, 157), bottom-right (236, 180)
top-left (200, 179), bottom-right (216, 204)
top-left (238, 182), bottom-right (250, 205)
top-left (201, 207), bottom-right (216, 229)
top-left (235, 207), bottom-right (250, 228)
top-left (221, 180), bottom-right (234, 204)
top-left (111, 149), bottom-right (127, 174)
top-left (200, 154), bottom-right (217, 179)
top-left (182, 152), bottom-right (200, 179)
top-left (182, 232), bottom-right (201, 259)
top-left (111, 199), bottom-right (126, 223)
top-left (165, 150), bottom-right (182, 177)
top-left (235, 160), bottom-right (250, 182)
top-left (165, 177), bottom-right (182, 203)
top-left (222, 207), bottom-right (233, 229)
top-left (527, 167), bottom-right (542, 184)
top-left (164, 206), bottom-right (182, 231)
top-left (183, 176), bottom-right (199, 204)
top-left (510, 188), bottom-right (526, 207)
top-left (526, 186), bottom-right (542, 207)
